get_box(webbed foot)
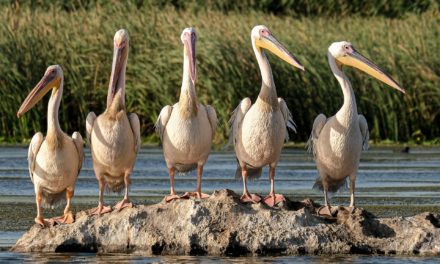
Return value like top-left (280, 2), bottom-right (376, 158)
top-left (263, 194), bottom-right (285, 207)
top-left (240, 193), bottom-right (262, 203)
top-left (89, 204), bottom-right (112, 216)
top-left (53, 211), bottom-right (75, 224)
top-left (114, 199), bottom-right (133, 212)
top-left (317, 205), bottom-right (338, 217)
top-left (181, 192), bottom-right (210, 199)
top-left (165, 194), bottom-right (181, 202)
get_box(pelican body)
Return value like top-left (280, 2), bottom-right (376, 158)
top-left (17, 65), bottom-right (84, 227)
top-left (307, 42), bottom-right (405, 215)
top-left (86, 29), bottom-right (140, 215)
top-left (229, 25), bottom-right (304, 207)
top-left (156, 27), bottom-right (217, 201)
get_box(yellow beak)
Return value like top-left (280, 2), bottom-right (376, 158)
top-left (183, 32), bottom-right (196, 83)
top-left (255, 34), bottom-right (304, 71)
top-left (337, 50), bottom-right (405, 93)
top-left (17, 72), bottom-right (59, 118)
top-left (107, 45), bottom-right (127, 108)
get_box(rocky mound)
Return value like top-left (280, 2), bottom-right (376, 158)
top-left (11, 189), bottom-right (440, 256)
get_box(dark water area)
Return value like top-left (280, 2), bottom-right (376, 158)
top-left (0, 146), bottom-right (439, 262)
top-left (1, 252), bottom-right (440, 263)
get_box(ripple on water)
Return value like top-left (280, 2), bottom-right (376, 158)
top-left (0, 147), bottom-right (439, 261)
top-left (0, 252), bottom-right (440, 263)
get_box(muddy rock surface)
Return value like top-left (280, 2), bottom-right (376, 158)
top-left (11, 189), bottom-right (440, 256)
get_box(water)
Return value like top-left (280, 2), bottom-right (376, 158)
top-left (0, 253), bottom-right (440, 263)
top-left (0, 146), bottom-right (439, 262)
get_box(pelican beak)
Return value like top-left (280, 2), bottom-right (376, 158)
top-left (17, 72), bottom-right (59, 118)
top-left (107, 41), bottom-right (128, 108)
top-left (337, 50), bottom-right (405, 93)
top-left (183, 31), bottom-right (196, 83)
top-left (256, 34), bottom-right (305, 71)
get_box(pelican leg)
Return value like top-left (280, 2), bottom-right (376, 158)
top-left (263, 166), bottom-right (285, 207)
top-left (240, 164), bottom-right (261, 203)
top-left (115, 172), bottom-right (133, 211)
top-left (53, 188), bottom-right (75, 224)
top-left (317, 181), bottom-right (337, 217)
top-left (90, 178), bottom-right (112, 216)
top-left (165, 167), bottom-right (180, 202)
top-left (317, 190), bottom-right (334, 216)
top-left (348, 174), bottom-right (356, 213)
top-left (324, 190), bottom-right (329, 207)
top-left (181, 165), bottom-right (210, 199)
top-left (195, 165), bottom-right (210, 199)
top-left (34, 192), bottom-right (47, 227)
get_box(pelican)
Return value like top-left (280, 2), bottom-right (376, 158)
top-left (307, 41), bottom-right (405, 216)
top-left (17, 65), bottom-right (84, 227)
top-left (229, 25), bottom-right (304, 207)
top-left (156, 27), bottom-right (217, 202)
top-left (86, 29), bottom-right (140, 215)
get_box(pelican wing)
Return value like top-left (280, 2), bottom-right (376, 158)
top-left (206, 105), bottom-right (217, 137)
top-left (227, 98), bottom-right (252, 148)
top-left (155, 105), bottom-right (173, 141)
top-left (307, 113), bottom-right (327, 158)
top-left (72, 132), bottom-right (84, 175)
top-left (129, 113), bottom-right (141, 153)
top-left (28, 132), bottom-right (44, 183)
top-left (86, 112), bottom-right (96, 146)
top-left (278, 98), bottom-right (296, 142)
top-left (359, 114), bottom-right (369, 151)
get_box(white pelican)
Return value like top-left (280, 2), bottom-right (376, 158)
top-left (17, 65), bottom-right (84, 227)
top-left (229, 25), bottom-right (304, 207)
top-left (86, 29), bottom-right (140, 215)
top-left (307, 41), bottom-right (405, 216)
top-left (156, 27), bottom-right (217, 202)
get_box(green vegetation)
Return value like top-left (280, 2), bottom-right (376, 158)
top-left (5, 0), bottom-right (435, 18)
top-left (0, 1), bottom-right (439, 144)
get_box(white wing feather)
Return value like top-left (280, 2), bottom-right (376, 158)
top-left (278, 98), bottom-right (296, 142)
top-left (307, 113), bottom-right (327, 158)
top-left (155, 105), bottom-right (173, 141)
top-left (359, 114), bottom-right (369, 151)
top-left (28, 132), bottom-right (43, 183)
top-left (86, 112), bottom-right (96, 146)
top-left (226, 98), bottom-right (252, 148)
top-left (205, 105), bottom-right (217, 137)
top-left (72, 132), bottom-right (84, 175)
top-left (129, 113), bottom-right (141, 153)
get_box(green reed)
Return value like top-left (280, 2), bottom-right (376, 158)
top-left (0, 2), bottom-right (438, 144)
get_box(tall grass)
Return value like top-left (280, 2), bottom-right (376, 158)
top-left (6, 0), bottom-right (437, 18)
top-left (0, 2), bottom-right (439, 144)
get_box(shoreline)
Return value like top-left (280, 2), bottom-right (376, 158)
top-left (10, 190), bottom-right (440, 256)
top-left (1, 198), bottom-right (439, 231)
top-left (1, 195), bottom-right (439, 232)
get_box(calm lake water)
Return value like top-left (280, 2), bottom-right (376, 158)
top-left (0, 146), bottom-right (439, 262)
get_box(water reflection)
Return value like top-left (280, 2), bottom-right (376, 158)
top-left (1, 252), bottom-right (440, 263)
top-left (0, 147), bottom-right (439, 262)
top-left (0, 147), bottom-right (439, 200)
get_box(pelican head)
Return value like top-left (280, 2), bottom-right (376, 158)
top-left (107, 29), bottom-right (129, 108)
top-left (329, 41), bottom-right (405, 93)
top-left (251, 25), bottom-right (304, 71)
top-left (17, 65), bottom-right (63, 118)
top-left (181, 27), bottom-right (197, 83)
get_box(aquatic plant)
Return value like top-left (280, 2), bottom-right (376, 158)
top-left (0, 1), bottom-right (438, 144)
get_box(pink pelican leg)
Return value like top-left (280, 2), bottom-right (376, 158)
top-left (264, 166), bottom-right (285, 207)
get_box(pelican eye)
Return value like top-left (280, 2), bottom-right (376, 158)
top-left (259, 29), bottom-right (269, 37)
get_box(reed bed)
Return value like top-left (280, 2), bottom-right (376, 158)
top-left (0, 2), bottom-right (439, 144)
